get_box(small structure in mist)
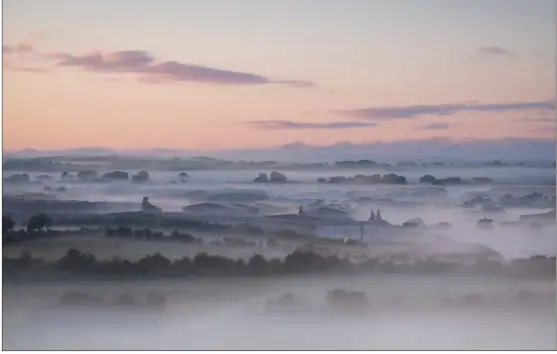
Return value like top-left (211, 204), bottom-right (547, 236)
top-left (476, 217), bottom-right (494, 229)
top-left (315, 209), bottom-right (401, 243)
top-left (141, 197), bottom-right (162, 213)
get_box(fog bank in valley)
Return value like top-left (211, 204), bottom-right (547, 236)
top-left (3, 154), bottom-right (556, 350)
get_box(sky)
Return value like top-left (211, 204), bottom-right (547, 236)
top-left (3, 0), bottom-right (556, 151)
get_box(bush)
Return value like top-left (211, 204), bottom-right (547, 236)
top-left (248, 254), bottom-right (267, 274)
top-left (326, 289), bottom-right (369, 312)
top-left (170, 230), bottom-right (196, 243)
top-left (132, 170), bottom-right (149, 183)
top-left (2, 215), bottom-right (15, 235)
top-left (26, 213), bottom-right (53, 232)
top-left (3, 246), bottom-right (556, 280)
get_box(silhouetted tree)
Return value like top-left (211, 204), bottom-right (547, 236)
top-left (253, 173), bottom-right (269, 183)
top-left (395, 175), bottom-right (408, 184)
top-left (419, 174), bottom-right (437, 184)
top-left (144, 228), bottom-right (153, 239)
top-left (57, 249), bottom-right (97, 272)
top-left (77, 170), bottom-right (98, 181)
top-left (269, 171), bottom-right (287, 183)
top-left (172, 257), bottom-right (194, 275)
top-left (101, 171), bottom-right (129, 181)
top-left (137, 253), bottom-right (171, 274)
top-left (4, 173), bottom-right (30, 183)
top-left (326, 289), bottom-right (369, 312)
top-left (146, 230), bottom-right (164, 240)
top-left (26, 213), bottom-right (53, 232)
top-left (116, 226), bottom-right (133, 237)
top-left (3, 215), bottom-right (15, 235)
top-left (193, 252), bottom-right (236, 273)
top-left (178, 172), bottom-right (189, 182)
top-left (248, 254), bottom-right (268, 274)
top-left (104, 226), bottom-right (116, 237)
top-left (170, 230), bottom-right (195, 243)
top-left (132, 170), bottom-right (150, 183)
top-left (4, 246), bottom-right (555, 280)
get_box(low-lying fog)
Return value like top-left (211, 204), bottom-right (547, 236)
top-left (3, 275), bottom-right (555, 350)
top-left (4, 167), bottom-right (556, 260)
top-left (3, 165), bottom-right (556, 350)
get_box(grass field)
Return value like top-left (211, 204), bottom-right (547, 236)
top-left (2, 233), bottom-right (291, 261)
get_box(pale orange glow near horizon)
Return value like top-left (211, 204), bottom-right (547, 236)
top-left (4, 67), bottom-right (553, 151)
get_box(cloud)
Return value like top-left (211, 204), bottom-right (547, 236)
top-left (3, 42), bottom-right (52, 73)
top-left (3, 33), bottom-right (45, 55)
top-left (3, 43), bottom-right (314, 87)
top-left (416, 122), bottom-right (453, 130)
top-left (3, 43), bottom-right (33, 54)
top-left (335, 100), bottom-right (556, 121)
top-left (2, 62), bottom-right (49, 73)
top-left (55, 50), bottom-right (155, 71)
top-left (246, 120), bottom-right (378, 130)
top-left (44, 50), bottom-right (314, 87)
top-left (529, 126), bottom-right (554, 133)
top-left (520, 117), bottom-right (555, 123)
top-left (478, 46), bottom-right (516, 57)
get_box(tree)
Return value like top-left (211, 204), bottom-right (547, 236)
top-left (269, 171), bottom-right (287, 183)
top-left (253, 173), bottom-right (269, 183)
top-left (132, 170), bottom-right (149, 183)
top-left (61, 171), bottom-right (72, 180)
top-left (77, 169), bottom-right (98, 181)
top-left (178, 172), bottom-right (189, 182)
top-left (137, 253), bottom-right (171, 274)
top-left (3, 215), bottom-right (15, 235)
top-left (116, 226), bottom-right (133, 237)
top-left (101, 171), bottom-right (129, 181)
top-left (248, 254), bottom-right (268, 274)
top-left (26, 213), bottom-right (53, 232)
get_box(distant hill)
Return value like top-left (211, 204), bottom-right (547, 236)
top-left (4, 137), bottom-right (555, 164)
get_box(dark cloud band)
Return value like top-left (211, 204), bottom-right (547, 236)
top-left (246, 120), bottom-right (378, 130)
top-left (5, 47), bottom-right (315, 87)
top-left (335, 100), bottom-right (556, 120)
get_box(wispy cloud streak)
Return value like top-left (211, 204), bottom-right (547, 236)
top-left (336, 100), bottom-right (556, 120)
top-left (520, 117), bottom-right (555, 122)
top-left (246, 120), bottom-right (378, 130)
top-left (416, 122), bottom-right (453, 130)
top-left (3, 44), bottom-right (33, 54)
top-left (6, 46), bottom-right (314, 87)
top-left (478, 46), bottom-right (517, 57)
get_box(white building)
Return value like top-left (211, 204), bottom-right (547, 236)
top-left (315, 222), bottom-right (405, 243)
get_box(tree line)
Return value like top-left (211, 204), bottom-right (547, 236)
top-left (3, 248), bottom-right (555, 280)
top-left (3, 213), bottom-right (53, 237)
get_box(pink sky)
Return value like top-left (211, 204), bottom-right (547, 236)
top-left (3, 0), bottom-right (555, 151)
